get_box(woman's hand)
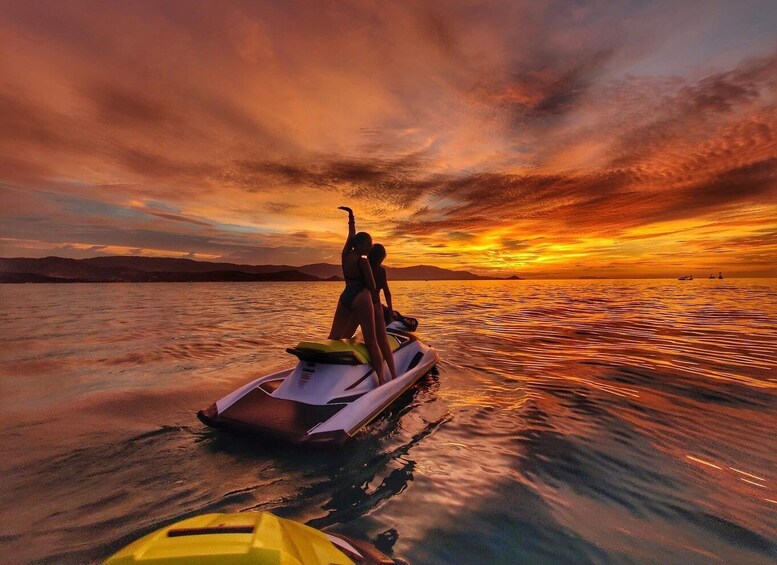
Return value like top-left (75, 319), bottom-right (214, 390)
top-left (339, 206), bottom-right (356, 253)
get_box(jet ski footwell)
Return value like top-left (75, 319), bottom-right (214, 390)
top-left (198, 326), bottom-right (439, 445)
top-left (199, 389), bottom-right (348, 443)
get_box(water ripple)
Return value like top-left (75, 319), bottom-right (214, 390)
top-left (1, 280), bottom-right (775, 564)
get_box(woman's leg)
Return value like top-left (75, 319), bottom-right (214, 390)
top-left (353, 290), bottom-right (385, 385)
top-left (328, 300), bottom-right (351, 339)
top-left (374, 302), bottom-right (398, 380)
top-left (343, 312), bottom-right (359, 339)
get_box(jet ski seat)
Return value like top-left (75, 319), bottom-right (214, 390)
top-left (286, 336), bottom-right (400, 365)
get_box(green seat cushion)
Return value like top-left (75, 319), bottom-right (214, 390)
top-left (294, 336), bottom-right (400, 364)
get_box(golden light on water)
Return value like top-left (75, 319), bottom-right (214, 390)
top-left (730, 468), bottom-right (767, 483)
top-left (686, 455), bottom-right (723, 470)
top-left (685, 455), bottom-right (773, 498)
top-left (1, 273), bottom-right (775, 562)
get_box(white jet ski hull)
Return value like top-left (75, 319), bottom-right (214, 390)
top-left (198, 329), bottom-right (439, 445)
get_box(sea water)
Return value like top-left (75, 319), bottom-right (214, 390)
top-left (0, 280), bottom-right (775, 564)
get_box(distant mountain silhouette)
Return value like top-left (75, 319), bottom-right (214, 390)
top-left (0, 271), bottom-right (78, 283)
top-left (81, 256), bottom-right (295, 274)
top-left (0, 256), bottom-right (517, 283)
top-left (295, 262), bottom-right (493, 281)
top-left (385, 265), bottom-right (486, 280)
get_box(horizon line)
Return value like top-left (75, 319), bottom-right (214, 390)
top-left (1, 254), bottom-right (775, 280)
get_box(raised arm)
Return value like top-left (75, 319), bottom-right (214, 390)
top-left (338, 206), bottom-right (356, 257)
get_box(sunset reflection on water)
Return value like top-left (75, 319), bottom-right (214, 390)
top-left (0, 279), bottom-right (775, 564)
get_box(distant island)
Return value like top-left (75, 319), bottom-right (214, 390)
top-left (0, 256), bottom-right (523, 283)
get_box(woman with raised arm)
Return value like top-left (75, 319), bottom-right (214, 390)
top-left (367, 243), bottom-right (398, 380)
top-left (327, 207), bottom-right (386, 385)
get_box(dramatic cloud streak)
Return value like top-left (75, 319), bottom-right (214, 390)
top-left (1, 0), bottom-right (775, 277)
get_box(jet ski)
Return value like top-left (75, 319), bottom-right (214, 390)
top-left (103, 511), bottom-right (396, 564)
top-left (197, 312), bottom-right (439, 445)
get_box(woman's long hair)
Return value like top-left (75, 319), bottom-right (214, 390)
top-left (350, 231), bottom-right (372, 251)
top-left (368, 243), bottom-right (386, 267)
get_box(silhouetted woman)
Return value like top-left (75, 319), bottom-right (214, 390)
top-left (327, 207), bottom-right (386, 385)
top-left (367, 243), bottom-right (398, 380)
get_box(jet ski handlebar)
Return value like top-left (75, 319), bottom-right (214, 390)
top-left (387, 309), bottom-right (419, 332)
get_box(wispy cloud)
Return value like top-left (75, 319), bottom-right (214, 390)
top-left (1, 0), bottom-right (775, 276)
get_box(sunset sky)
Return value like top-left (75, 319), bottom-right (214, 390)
top-left (1, 0), bottom-right (776, 278)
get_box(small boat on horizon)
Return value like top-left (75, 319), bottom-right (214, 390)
top-left (678, 275), bottom-right (694, 280)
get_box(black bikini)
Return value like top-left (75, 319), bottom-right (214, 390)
top-left (340, 279), bottom-right (365, 310)
top-left (339, 254), bottom-right (367, 310)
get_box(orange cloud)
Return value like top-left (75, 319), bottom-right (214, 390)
top-left (1, 1), bottom-right (775, 277)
